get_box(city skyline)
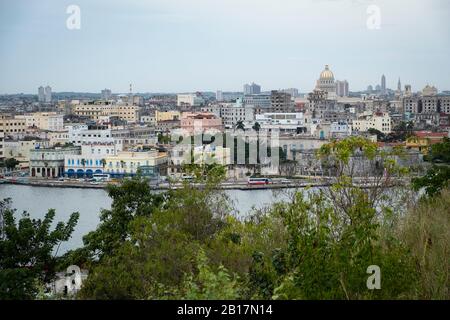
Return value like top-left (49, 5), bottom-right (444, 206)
top-left (4, 70), bottom-right (445, 96)
top-left (1, 0), bottom-right (450, 94)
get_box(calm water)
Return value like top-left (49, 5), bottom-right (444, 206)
top-left (0, 184), bottom-right (292, 253)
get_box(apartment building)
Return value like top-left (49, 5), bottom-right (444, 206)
top-left (16, 112), bottom-right (64, 131)
top-left (72, 102), bottom-right (139, 123)
top-left (0, 114), bottom-right (27, 135)
top-left (352, 112), bottom-right (392, 134)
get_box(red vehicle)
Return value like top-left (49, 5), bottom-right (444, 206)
top-left (247, 177), bottom-right (272, 185)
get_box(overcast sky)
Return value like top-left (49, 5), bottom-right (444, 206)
top-left (1, 0), bottom-right (449, 94)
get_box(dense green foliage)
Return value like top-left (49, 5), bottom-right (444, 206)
top-left (413, 138), bottom-right (450, 197)
top-left (413, 165), bottom-right (450, 197)
top-left (0, 199), bottom-right (79, 299)
top-left (82, 177), bottom-right (166, 260)
top-left (4, 158), bottom-right (20, 170)
top-left (428, 137), bottom-right (450, 164)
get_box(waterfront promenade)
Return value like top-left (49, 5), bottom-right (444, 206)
top-left (0, 176), bottom-right (407, 190)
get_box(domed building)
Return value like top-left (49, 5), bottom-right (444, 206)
top-left (315, 65), bottom-right (337, 98)
top-left (422, 84), bottom-right (438, 96)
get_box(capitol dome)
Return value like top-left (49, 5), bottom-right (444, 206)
top-left (315, 64), bottom-right (337, 98)
top-left (320, 65), bottom-right (334, 80)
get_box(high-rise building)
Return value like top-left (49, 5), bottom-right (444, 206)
top-left (381, 75), bottom-right (386, 94)
top-left (216, 90), bottom-right (223, 101)
top-left (243, 82), bottom-right (261, 95)
top-left (281, 88), bottom-right (299, 98)
top-left (38, 86), bottom-right (45, 102)
top-left (44, 86), bottom-right (52, 103)
top-left (336, 80), bottom-right (349, 97)
top-left (216, 92), bottom-right (243, 102)
top-left (243, 94), bottom-right (271, 113)
top-left (101, 89), bottom-right (112, 100)
top-left (270, 90), bottom-right (294, 113)
top-left (177, 93), bottom-right (205, 107)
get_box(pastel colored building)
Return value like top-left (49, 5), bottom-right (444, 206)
top-left (180, 112), bottom-right (223, 134)
top-left (104, 150), bottom-right (168, 178)
top-left (64, 142), bottom-right (119, 178)
top-left (406, 131), bottom-right (448, 155)
top-left (30, 147), bottom-right (81, 178)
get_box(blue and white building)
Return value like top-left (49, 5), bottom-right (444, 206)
top-left (64, 142), bottom-right (119, 178)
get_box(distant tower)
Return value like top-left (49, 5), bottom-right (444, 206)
top-left (243, 82), bottom-right (261, 95)
top-left (216, 90), bottom-right (223, 101)
top-left (101, 89), bottom-right (112, 100)
top-left (404, 85), bottom-right (412, 97)
top-left (129, 83), bottom-right (132, 96)
top-left (44, 86), bottom-right (52, 103)
top-left (336, 80), bottom-right (349, 97)
top-left (381, 75), bottom-right (386, 94)
top-left (38, 86), bottom-right (45, 102)
top-left (397, 78), bottom-right (402, 91)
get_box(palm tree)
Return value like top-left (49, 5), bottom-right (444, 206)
top-left (80, 159), bottom-right (86, 178)
top-left (252, 122), bottom-right (261, 132)
top-left (100, 158), bottom-right (107, 170)
top-left (236, 120), bottom-right (245, 131)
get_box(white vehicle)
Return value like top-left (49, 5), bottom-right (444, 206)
top-left (92, 173), bottom-right (110, 182)
top-left (181, 174), bottom-right (194, 181)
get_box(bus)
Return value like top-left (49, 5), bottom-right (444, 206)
top-left (247, 177), bottom-right (272, 185)
top-left (92, 173), bottom-right (111, 182)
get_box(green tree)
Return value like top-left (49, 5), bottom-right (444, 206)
top-left (367, 128), bottom-right (385, 141)
top-left (158, 133), bottom-right (171, 144)
top-left (248, 189), bottom-right (417, 300)
top-left (317, 136), bottom-right (409, 215)
top-left (100, 158), bottom-right (107, 169)
top-left (235, 120), bottom-right (245, 131)
top-left (412, 165), bottom-right (450, 197)
top-left (428, 137), bottom-right (450, 163)
top-left (174, 250), bottom-right (241, 300)
top-left (82, 175), bottom-right (166, 260)
top-left (78, 167), bottom-right (232, 299)
top-left (4, 158), bottom-right (19, 170)
top-left (0, 198), bottom-right (79, 299)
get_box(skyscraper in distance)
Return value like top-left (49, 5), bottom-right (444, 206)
top-left (243, 82), bottom-right (261, 95)
top-left (336, 80), bottom-right (349, 97)
top-left (101, 88), bottom-right (112, 100)
top-left (44, 86), bottom-right (52, 102)
top-left (216, 90), bottom-right (223, 101)
top-left (381, 75), bottom-right (386, 94)
top-left (38, 86), bottom-right (45, 102)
